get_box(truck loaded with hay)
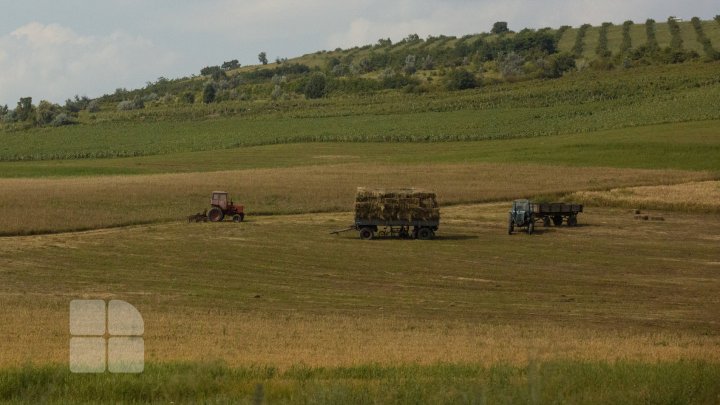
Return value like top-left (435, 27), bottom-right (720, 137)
top-left (333, 188), bottom-right (440, 240)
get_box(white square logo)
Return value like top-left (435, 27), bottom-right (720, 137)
top-left (69, 300), bottom-right (144, 373)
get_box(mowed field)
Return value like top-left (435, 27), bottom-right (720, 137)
top-left (1, 118), bottom-right (720, 402)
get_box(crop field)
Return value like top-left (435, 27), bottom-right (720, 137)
top-left (1, 62), bottom-right (719, 161)
top-left (2, 37), bottom-right (720, 403)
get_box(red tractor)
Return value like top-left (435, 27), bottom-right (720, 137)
top-left (207, 191), bottom-right (245, 222)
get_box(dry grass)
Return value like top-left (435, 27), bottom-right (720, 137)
top-left (1, 204), bottom-right (719, 370)
top-left (2, 305), bottom-right (718, 370)
top-left (0, 162), bottom-right (712, 235)
top-left (573, 181), bottom-right (720, 212)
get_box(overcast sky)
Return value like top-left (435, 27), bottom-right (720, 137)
top-left (1, 0), bottom-right (717, 106)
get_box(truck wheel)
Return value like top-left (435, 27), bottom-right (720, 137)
top-left (553, 215), bottom-right (563, 226)
top-left (208, 207), bottom-right (224, 222)
top-left (417, 227), bottom-right (433, 240)
top-left (527, 222), bottom-right (534, 235)
top-left (543, 217), bottom-right (551, 227)
top-left (233, 214), bottom-right (244, 223)
top-left (359, 227), bottom-right (374, 240)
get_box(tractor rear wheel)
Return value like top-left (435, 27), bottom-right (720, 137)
top-left (208, 207), bottom-right (224, 222)
top-left (359, 227), bottom-right (374, 240)
top-left (417, 227), bottom-right (433, 240)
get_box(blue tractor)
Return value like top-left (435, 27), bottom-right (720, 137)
top-left (508, 199), bottom-right (535, 235)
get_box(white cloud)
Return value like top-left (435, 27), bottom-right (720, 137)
top-left (0, 22), bottom-right (177, 105)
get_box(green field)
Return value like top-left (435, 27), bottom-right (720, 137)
top-left (2, 19), bottom-right (720, 403)
top-left (3, 361), bottom-right (720, 404)
top-left (1, 63), bottom-right (719, 162)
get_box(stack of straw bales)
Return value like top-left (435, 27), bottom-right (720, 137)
top-left (355, 187), bottom-right (440, 222)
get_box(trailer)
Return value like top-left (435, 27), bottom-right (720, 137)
top-left (533, 202), bottom-right (583, 227)
top-left (353, 218), bottom-right (440, 240)
top-left (331, 188), bottom-right (440, 240)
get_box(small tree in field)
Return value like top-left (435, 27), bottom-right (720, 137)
top-left (258, 52), bottom-right (268, 65)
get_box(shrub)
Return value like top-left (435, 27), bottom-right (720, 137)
top-left (200, 66), bottom-right (222, 76)
top-left (304, 72), bottom-right (327, 99)
top-left (64, 95), bottom-right (89, 113)
top-left (445, 69), bottom-right (477, 90)
top-left (203, 83), bottom-right (216, 103)
top-left (117, 98), bottom-right (144, 111)
top-left (87, 100), bottom-right (100, 113)
top-left (181, 92), bottom-right (195, 104)
top-left (221, 59), bottom-right (240, 70)
top-left (35, 100), bottom-right (63, 125)
top-left (50, 113), bottom-right (77, 126)
top-left (498, 52), bottom-right (525, 78)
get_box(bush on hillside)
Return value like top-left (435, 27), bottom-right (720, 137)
top-left (445, 69), bottom-right (477, 90)
top-left (304, 72), bottom-right (327, 99)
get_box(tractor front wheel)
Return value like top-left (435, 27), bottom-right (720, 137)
top-left (233, 214), bottom-right (244, 222)
top-left (508, 215), bottom-right (514, 235)
top-left (527, 221), bottom-right (534, 235)
top-left (208, 207), bottom-right (224, 222)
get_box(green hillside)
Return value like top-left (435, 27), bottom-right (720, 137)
top-left (2, 17), bottom-right (719, 143)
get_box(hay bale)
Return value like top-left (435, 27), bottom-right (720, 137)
top-left (355, 187), bottom-right (439, 222)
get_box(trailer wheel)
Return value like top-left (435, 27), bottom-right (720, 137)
top-left (543, 217), bottom-right (551, 227)
top-left (359, 227), bottom-right (374, 240)
top-left (527, 222), bottom-right (534, 235)
top-left (417, 227), bottom-right (433, 240)
top-left (233, 214), bottom-right (244, 223)
top-left (553, 215), bottom-right (563, 226)
top-left (208, 207), bottom-right (224, 222)
top-left (568, 215), bottom-right (577, 227)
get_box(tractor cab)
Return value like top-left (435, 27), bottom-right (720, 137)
top-left (211, 191), bottom-right (230, 210)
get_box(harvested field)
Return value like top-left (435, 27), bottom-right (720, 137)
top-left (1, 204), bottom-right (719, 369)
top-left (573, 180), bottom-right (720, 212)
top-left (0, 163), bottom-right (713, 235)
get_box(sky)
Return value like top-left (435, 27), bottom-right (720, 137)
top-left (1, 0), bottom-right (717, 106)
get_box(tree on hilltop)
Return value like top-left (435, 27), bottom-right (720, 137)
top-left (491, 21), bottom-right (509, 34)
top-left (258, 52), bottom-right (268, 65)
